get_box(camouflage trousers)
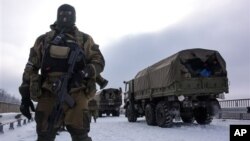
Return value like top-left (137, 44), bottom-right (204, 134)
top-left (89, 110), bottom-right (98, 123)
top-left (35, 89), bottom-right (92, 141)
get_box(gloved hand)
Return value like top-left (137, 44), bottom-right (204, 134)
top-left (81, 65), bottom-right (95, 78)
top-left (20, 97), bottom-right (35, 120)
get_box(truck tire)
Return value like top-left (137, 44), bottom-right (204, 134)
top-left (98, 111), bottom-right (102, 117)
top-left (116, 110), bottom-right (120, 117)
top-left (180, 108), bottom-right (194, 123)
top-left (127, 104), bottom-right (137, 122)
top-left (194, 107), bottom-right (212, 124)
top-left (125, 108), bottom-right (128, 117)
top-left (208, 99), bottom-right (221, 116)
top-left (112, 110), bottom-right (120, 117)
top-left (145, 104), bottom-right (156, 126)
top-left (155, 102), bottom-right (173, 127)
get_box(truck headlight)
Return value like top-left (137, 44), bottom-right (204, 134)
top-left (178, 95), bottom-right (185, 102)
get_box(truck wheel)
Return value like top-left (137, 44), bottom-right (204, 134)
top-left (127, 104), bottom-right (137, 122)
top-left (125, 108), bottom-right (128, 117)
top-left (180, 108), bottom-right (194, 123)
top-left (116, 110), bottom-right (120, 117)
top-left (155, 102), bottom-right (173, 127)
top-left (111, 111), bottom-right (115, 116)
top-left (98, 111), bottom-right (102, 117)
top-left (145, 104), bottom-right (156, 126)
top-left (208, 99), bottom-right (221, 116)
top-left (194, 107), bottom-right (212, 125)
top-left (112, 111), bottom-right (120, 117)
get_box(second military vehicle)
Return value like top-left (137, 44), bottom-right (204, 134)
top-left (94, 88), bottom-right (122, 117)
top-left (124, 48), bottom-right (229, 127)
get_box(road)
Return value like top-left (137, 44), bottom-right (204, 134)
top-left (1, 115), bottom-right (250, 141)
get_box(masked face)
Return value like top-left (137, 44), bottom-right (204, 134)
top-left (57, 4), bottom-right (76, 29)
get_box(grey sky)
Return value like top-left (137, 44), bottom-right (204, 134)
top-left (101, 0), bottom-right (250, 99)
top-left (0, 0), bottom-right (249, 100)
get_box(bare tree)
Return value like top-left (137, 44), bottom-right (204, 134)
top-left (0, 88), bottom-right (21, 104)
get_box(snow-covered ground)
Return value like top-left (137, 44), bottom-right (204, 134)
top-left (1, 115), bottom-right (250, 141)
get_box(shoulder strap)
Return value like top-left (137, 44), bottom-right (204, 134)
top-left (43, 30), bottom-right (88, 51)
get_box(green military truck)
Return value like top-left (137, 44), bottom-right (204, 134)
top-left (124, 48), bottom-right (229, 127)
top-left (94, 88), bottom-right (122, 117)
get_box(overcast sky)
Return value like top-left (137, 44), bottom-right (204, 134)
top-left (0, 0), bottom-right (249, 100)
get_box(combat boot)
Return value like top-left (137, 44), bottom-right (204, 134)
top-left (37, 131), bottom-right (57, 141)
top-left (67, 126), bottom-right (92, 141)
top-left (67, 110), bottom-right (92, 141)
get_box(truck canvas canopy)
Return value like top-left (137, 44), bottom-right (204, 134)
top-left (134, 48), bottom-right (227, 92)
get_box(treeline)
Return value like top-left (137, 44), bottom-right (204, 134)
top-left (0, 88), bottom-right (21, 104)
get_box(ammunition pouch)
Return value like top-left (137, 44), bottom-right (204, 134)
top-left (70, 73), bottom-right (96, 99)
top-left (30, 74), bottom-right (42, 101)
top-left (49, 45), bottom-right (70, 59)
top-left (70, 72), bottom-right (86, 88)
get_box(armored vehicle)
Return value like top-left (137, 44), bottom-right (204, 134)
top-left (94, 88), bottom-right (122, 117)
top-left (124, 48), bottom-right (229, 127)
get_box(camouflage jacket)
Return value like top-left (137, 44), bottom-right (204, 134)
top-left (20, 25), bottom-right (105, 100)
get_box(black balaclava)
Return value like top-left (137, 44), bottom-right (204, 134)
top-left (56, 4), bottom-right (76, 30)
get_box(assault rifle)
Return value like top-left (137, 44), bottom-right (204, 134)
top-left (47, 32), bottom-right (85, 132)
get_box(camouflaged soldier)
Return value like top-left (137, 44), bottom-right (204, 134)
top-left (88, 99), bottom-right (98, 123)
top-left (19, 4), bottom-right (105, 141)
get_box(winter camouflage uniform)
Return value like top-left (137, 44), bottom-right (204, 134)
top-left (19, 4), bottom-right (105, 141)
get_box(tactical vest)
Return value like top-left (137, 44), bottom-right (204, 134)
top-left (41, 30), bottom-right (88, 75)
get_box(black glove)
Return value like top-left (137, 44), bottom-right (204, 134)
top-left (20, 97), bottom-right (35, 120)
top-left (19, 85), bottom-right (30, 96)
top-left (81, 65), bottom-right (95, 78)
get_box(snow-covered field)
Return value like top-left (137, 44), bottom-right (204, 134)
top-left (1, 115), bottom-right (250, 141)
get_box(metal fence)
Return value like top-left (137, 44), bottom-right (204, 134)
top-left (217, 98), bottom-right (250, 120)
top-left (219, 98), bottom-right (250, 108)
top-left (1, 99), bottom-right (250, 121)
top-left (0, 112), bottom-right (34, 134)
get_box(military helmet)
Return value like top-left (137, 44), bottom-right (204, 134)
top-left (57, 4), bottom-right (76, 29)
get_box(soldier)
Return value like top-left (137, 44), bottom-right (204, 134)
top-left (88, 99), bottom-right (98, 123)
top-left (19, 4), bottom-right (105, 141)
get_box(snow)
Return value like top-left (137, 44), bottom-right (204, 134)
top-left (1, 115), bottom-right (250, 141)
